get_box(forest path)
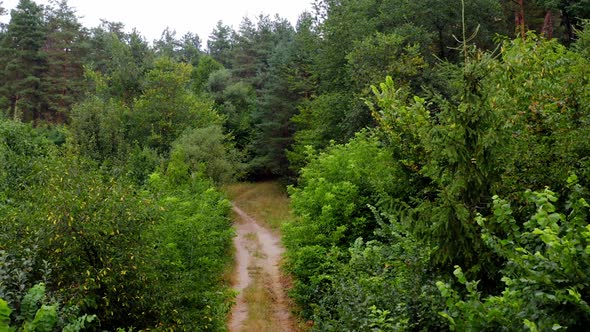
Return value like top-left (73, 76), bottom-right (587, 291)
top-left (226, 182), bottom-right (296, 332)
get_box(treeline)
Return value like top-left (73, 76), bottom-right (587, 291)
top-left (1, 0), bottom-right (588, 180)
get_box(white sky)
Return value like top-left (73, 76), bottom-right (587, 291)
top-left (1, 0), bottom-right (313, 44)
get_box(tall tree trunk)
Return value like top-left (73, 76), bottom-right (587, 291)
top-left (9, 95), bottom-right (17, 121)
top-left (438, 27), bottom-right (446, 59)
top-left (562, 12), bottom-right (574, 45)
top-left (542, 10), bottom-right (553, 39)
top-left (515, 0), bottom-right (526, 39)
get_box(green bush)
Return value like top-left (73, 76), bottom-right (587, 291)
top-left (0, 283), bottom-right (96, 332)
top-left (283, 132), bottom-right (409, 319)
top-left (143, 158), bottom-right (234, 330)
top-left (170, 125), bottom-right (242, 184)
top-left (438, 183), bottom-right (590, 331)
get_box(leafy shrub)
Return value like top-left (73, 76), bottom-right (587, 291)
top-left (170, 125), bottom-right (242, 184)
top-left (438, 183), bottom-right (590, 330)
top-left (143, 158), bottom-right (234, 330)
top-left (311, 220), bottom-right (446, 332)
top-left (283, 132), bottom-right (410, 319)
top-left (68, 97), bottom-right (130, 164)
top-left (0, 283), bottom-right (96, 332)
top-left (2, 155), bottom-right (160, 330)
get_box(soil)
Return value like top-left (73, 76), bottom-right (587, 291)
top-left (228, 204), bottom-right (295, 332)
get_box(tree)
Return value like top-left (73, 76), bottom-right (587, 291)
top-left (250, 37), bottom-right (299, 178)
top-left (85, 23), bottom-right (154, 105)
top-left (207, 21), bottom-right (233, 68)
top-left (535, 0), bottom-right (590, 43)
top-left (153, 27), bottom-right (180, 59)
top-left (0, 0), bottom-right (46, 121)
top-left (42, 0), bottom-right (87, 121)
top-left (130, 57), bottom-right (220, 154)
top-left (231, 17), bottom-right (258, 82)
top-left (179, 32), bottom-right (202, 65)
top-left (191, 55), bottom-right (223, 94)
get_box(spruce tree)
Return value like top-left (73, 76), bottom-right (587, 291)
top-left (42, 0), bottom-right (87, 121)
top-left (0, 0), bottom-right (46, 121)
top-left (207, 21), bottom-right (233, 68)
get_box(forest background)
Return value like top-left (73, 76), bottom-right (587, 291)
top-left (1, 0), bottom-right (590, 330)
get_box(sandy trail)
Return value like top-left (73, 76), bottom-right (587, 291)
top-left (228, 204), bottom-right (294, 332)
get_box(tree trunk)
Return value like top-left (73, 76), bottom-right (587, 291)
top-left (515, 0), bottom-right (526, 39)
top-left (542, 10), bottom-right (553, 39)
top-left (562, 11), bottom-right (574, 45)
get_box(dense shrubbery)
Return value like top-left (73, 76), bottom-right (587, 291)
top-left (283, 32), bottom-right (590, 330)
top-left (0, 52), bottom-right (236, 330)
top-left (143, 157), bottom-right (234, 330)
top-left (438, 183), bottom-right (590, 331)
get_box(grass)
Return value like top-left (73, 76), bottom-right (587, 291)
top-left (224, 181), bottom-right (294, 231)
top-left (241, 271), bottom-right (278, 332)
top-left (241, 230), bottom-right (280, 332)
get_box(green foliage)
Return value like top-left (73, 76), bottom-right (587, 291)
top-left (130, 57), bottom-right (221, 153)
top-left (0, 283), bottom-right (97, 332)
top-left (438, 184), bottom-right (590, 330)
top-left (285, 29), bottom-right (590, 329)
top-left (85, 25), bottom-right (154, 105)
top-left (250, 37), bottom-right (300, 179)
top-left (346, 32), bottom-right (428, 93)
top-left (171, 125), bottom-right (242, 184)
top-left (68, 97), bottom-right (129, 164)
top-left (490, 33), bottom-right (590, 194)
top-left (1, 116), bottom-right (234, 330)
top-left (18, 157), bottom-right (158, 329)
top-left (0, 118), bottom-right (50, 198)
top-left (42, 0), bottom-right (87, 118)
top-left (144, 166), bottom-right (234, 330)
top-left (1, 298), bottom-right (11, 331)
top-left (284, 132), bottom-right (411, 318)
top-left (310, 228), bottom-right (446, 331)
top-left (192, 55), bottom-right (223, 93)
top-left (0, 0), bottom-right (46, 121)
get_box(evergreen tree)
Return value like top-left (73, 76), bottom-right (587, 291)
top-left (179, 32), bottom-right (201, 65)
top-left (231, 17), bottom-right (258, 82)
top-left (207, 21), bottom-right (233, 68)
top-left (0, 0), bottom-right (46, 121)
top-left (42, 0), bottom-right (87, 121)
top-left (85, 23), bottom-right (154, 105)
top-left (153, 27), bottom-right (180, 59)
top-left (250, 29), bottom-right (298, 178)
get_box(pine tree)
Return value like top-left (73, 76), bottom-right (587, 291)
top-left (179, 32), bottom-right (201, 65)
top-left (0, 0), bottom-right (46, 121)
top-left (42, 0), bottom-right (87, 121)
top-left (207, 21), bottom-right (233, 68)
top-left (250, 30), bottom-right (298, 178)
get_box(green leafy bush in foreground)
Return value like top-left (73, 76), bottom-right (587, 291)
top-left (141, 152), bottom-right (234, 331)
top-left (1, 118), bottom-right (235, 330)
top-left (0, 283), bottom-right (96, 332)
top-left (438, 183), bottom-right (590, 331)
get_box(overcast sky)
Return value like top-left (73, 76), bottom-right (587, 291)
top-left (1, 0), bottom-right (314, 44)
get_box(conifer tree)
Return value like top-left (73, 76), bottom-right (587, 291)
top-left (0, 0), bottom-right (46, 121)
top-left (207, 21), bottom-right (233, 68)
top-left (42, 0), bottom-right (87, 121)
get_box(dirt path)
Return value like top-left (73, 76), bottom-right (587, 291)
top-left (228, 204), bottom-right (295, 332)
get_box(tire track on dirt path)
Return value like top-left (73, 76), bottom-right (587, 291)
top-left (228, 204), bottom-right (295, 332)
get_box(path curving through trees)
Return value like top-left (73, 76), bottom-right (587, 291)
top-left (228, 204), bottom-right (295, 332)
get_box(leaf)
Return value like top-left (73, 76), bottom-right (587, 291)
top-left (0, 298), bottom-right (12, 331)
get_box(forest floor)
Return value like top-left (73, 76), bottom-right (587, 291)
top-left (225, 182), bottom-right (298, 332)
